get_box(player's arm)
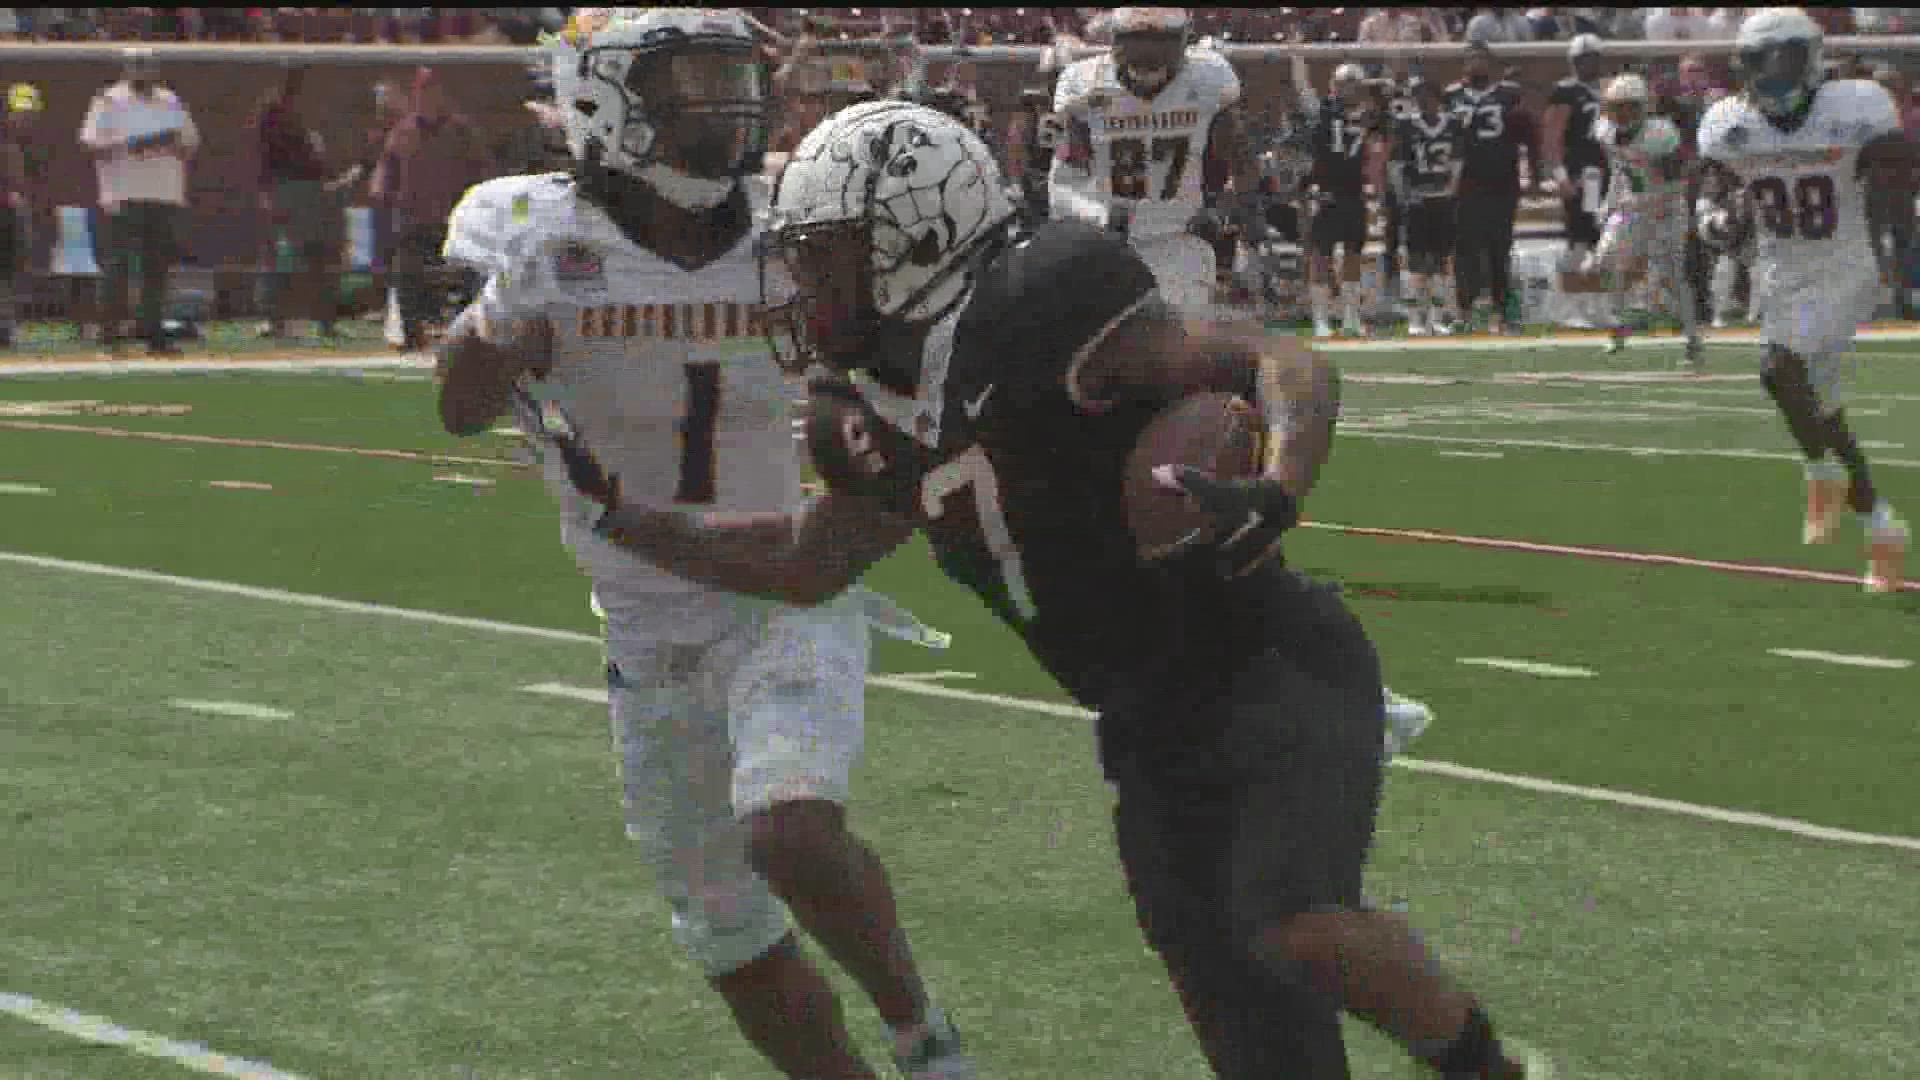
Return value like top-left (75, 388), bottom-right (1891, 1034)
top-left (592, 489), bottom-right (916, 608)
top-left (583, 382), bottom-right (922, 606)
top-left (1074, 297), bottom-right (1340, 500)
top-left (1860, 131), bottom-right (1918, 237)
top-left (435, 298), bottom-right (553, 436)
top-left (1540, 87), bottom-right (1570, 188)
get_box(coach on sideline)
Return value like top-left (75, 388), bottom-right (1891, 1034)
top-left (78, 47), bottom-right (198, 358)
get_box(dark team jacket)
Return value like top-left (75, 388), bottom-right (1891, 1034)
top-left (1393, 112), bottom-right (1465, 198)
top-left (1546, 77), bottom-right (1606, 173)
top-left (854, 221), bottom-right (1274, 710)
top-left (1445, 79), bottom-right (1534, 196)
top-left (1309, 96), bottom-right (1378, 199)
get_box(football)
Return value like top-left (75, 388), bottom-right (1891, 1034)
top-left (1123, 391), bottom-right (1263, 562)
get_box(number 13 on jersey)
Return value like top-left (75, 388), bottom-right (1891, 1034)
top-left (921, 445), bottom-right (1039, 619)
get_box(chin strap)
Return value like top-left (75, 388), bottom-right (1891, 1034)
top-left (635, 162), bottom-right (738, 209)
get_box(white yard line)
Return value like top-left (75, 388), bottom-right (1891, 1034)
top-left (1767, 648), bottom-right (1913, 670)
top-left (3, 548), bottom-right (1910, 850)
top-left (1457, 657), bottom-right (1597, 678)
top-left (1347, 430), bottom-right (1920, 469)
top-left (167, 699), bottom-right (294, 721)
top-left (0, 992), bottom-right (309, 1079)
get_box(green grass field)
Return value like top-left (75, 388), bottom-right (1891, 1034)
top-left (2, 327), bottom-right (1916, 1078)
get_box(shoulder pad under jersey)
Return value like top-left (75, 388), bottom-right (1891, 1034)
top-left (1182, 48), bottom-right (1241, 107)
top-left (443, 171), bottom-right (574, 274)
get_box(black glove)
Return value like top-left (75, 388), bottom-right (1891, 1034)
top-left (1154, 465), bottom-right (1299, 579)
top-left (800, 376), bottom-right (934, 517)
top-left (1108, 202), bottom-right (1133, 236)
top-left (1186, 205), bottom-right (1230, 245)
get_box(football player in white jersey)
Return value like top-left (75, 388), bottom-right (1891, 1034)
top-left (433, 11), bottom-right (977, 1079)
top-left (1556, 74), bottom-right (1703, 368)
top-left (1047, 7), bottom-right (1254, 317)
top-left (1697, 7), bottom-right (1912, 592)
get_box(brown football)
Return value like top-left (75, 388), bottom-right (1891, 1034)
top-left (1124, 391), bottom-right (1263, 562)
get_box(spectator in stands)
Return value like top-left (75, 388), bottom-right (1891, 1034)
top-left (78, 48), bottom-right (198, 357)
top-left (372, 67), bottom-right (490, 351)
top-left (1707, 8), bottom-right (1747, 37)
top-left (1358, 8), bottom-right (1428, 43)
top-left (253, 62), bottom-right (344, 340)
top-left (0, 82), bottom-right (47, 349)
top-left (1464, 7), bottom-right (1535, 42)
top-left (1643, 8), bottom-right (1716, 40)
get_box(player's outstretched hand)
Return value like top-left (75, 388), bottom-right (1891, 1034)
top-left (1152, 465), bottom-right (1299, 579)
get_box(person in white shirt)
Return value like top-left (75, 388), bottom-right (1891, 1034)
top-left (78, 47), bottom-right (198, 357)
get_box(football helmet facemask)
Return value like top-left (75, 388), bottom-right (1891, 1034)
top-left (1736, 7), bottom-right (1824, 125)
top-left (1601, 73), bottom-right (1650, 142)
top-left (547, 7), bottom-right (766, 209)
top-left (1110, 7), bottom-right (1191, 98)
top-left (762, 100), bottom-right (1017, 383)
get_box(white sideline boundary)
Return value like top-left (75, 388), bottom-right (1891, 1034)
top-left (3, 547), bottom-right (1916, 854)
top-left (0, 992), bottom-right (309, 1079)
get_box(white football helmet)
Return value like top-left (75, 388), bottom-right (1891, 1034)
top-left (1601, 73), bottom-right (1651, 139)
top-left (545, 7), bottom-right (765, 208)
top-left (765, 101), bottom-right (1017, 373)
top-left (1736, 7), bottom-right (1824, 121)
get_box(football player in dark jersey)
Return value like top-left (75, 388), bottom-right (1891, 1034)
top-left (554, 101), bottom-right (1557, 1079)
top-left (1446, 41), bottom-right (1538, 334)
top-left (1543, 34), bottom-right (1609, 328)
top-left (1308, 63), bottom-right (1384, 338)
top-left (1391, 78), bottom-right (1465, 335)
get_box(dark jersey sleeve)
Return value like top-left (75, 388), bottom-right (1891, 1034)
top-left (955, 220), bottom-right (1159, 410)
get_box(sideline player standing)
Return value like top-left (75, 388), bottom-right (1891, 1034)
top-left (1447, 41), bottom-right (1536, 335)
top-left (1391, 77), bottom-right (1464, 335)
top-left (1542, 34), bottom-right (1608, 329)
top-left (434, 12), bottom-right (976, 1079)
top-left (1048, 7), bottom-right (1253, 316)
top-left (554, 100), bottom-right (1549, 1078)
top-left (1697, 7), bottom-right (1911, 591)
top-left (1556, 74), bottom-right (1703, 367)
top-left (1306, 63), bottom-right (1382, 337)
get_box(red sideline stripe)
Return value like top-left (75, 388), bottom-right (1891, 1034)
top-left (1305, 521), bottom-right (1916, 592)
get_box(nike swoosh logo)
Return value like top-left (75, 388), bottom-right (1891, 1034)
top-left (963, 384), bottom-right (995, 419)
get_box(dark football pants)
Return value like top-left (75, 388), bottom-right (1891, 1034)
top-left (1453, 189), bottom-right (1519, 316)
top-left (97, 200), bottom-right (182, 347)
top-left (1103, 577), bottom-right (1388, 1078)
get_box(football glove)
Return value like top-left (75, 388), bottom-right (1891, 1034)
top-left (800, 376), bottom-right (935, 517)
top-left (1152, 465), bottom-right (1299, 579)
top-left (1186, 205), bottom-right (1231, 245)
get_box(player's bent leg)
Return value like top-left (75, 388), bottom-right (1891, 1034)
top-left (608, 652), bottom-right (872, 1079)
top-left (731, 600), bottom-right (975, 1078)
top-left (1110, 764), bottom-right (1354, 1078)
top-left (1216, 604), bottom-right (1546, 1078)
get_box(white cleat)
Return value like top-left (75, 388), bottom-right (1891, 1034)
top-left (1314, 320), bottom-right (1335, 339)
top-left (891, 1007), bottom-right (976, 1080)
top-left (1866, 520), bottom-right (1908, 594)
top-left (1383, 690), bottom-right (1433, 757)
top-left (1508, 1042), bottom-right (1564, 1078)
top-left (1408, 322), bottom-right (1432, 337)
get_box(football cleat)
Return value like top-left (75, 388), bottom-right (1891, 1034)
top-left (1383, 690), bottom-right (1433, 757)
top-left (1507, 1041), bottom-right (1563, 1078)
top-left (891, 1007), bottom-right (976, 1080)
top-left (1866, 518), bottom-right (1908, 594)
top-left (1314, 320), bottom-right (1335, 339)
top-left (1803, 476), bottom-right (1848, 545)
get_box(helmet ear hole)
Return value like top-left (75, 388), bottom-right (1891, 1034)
top-left (909, 230), bottom-right (942, 268)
